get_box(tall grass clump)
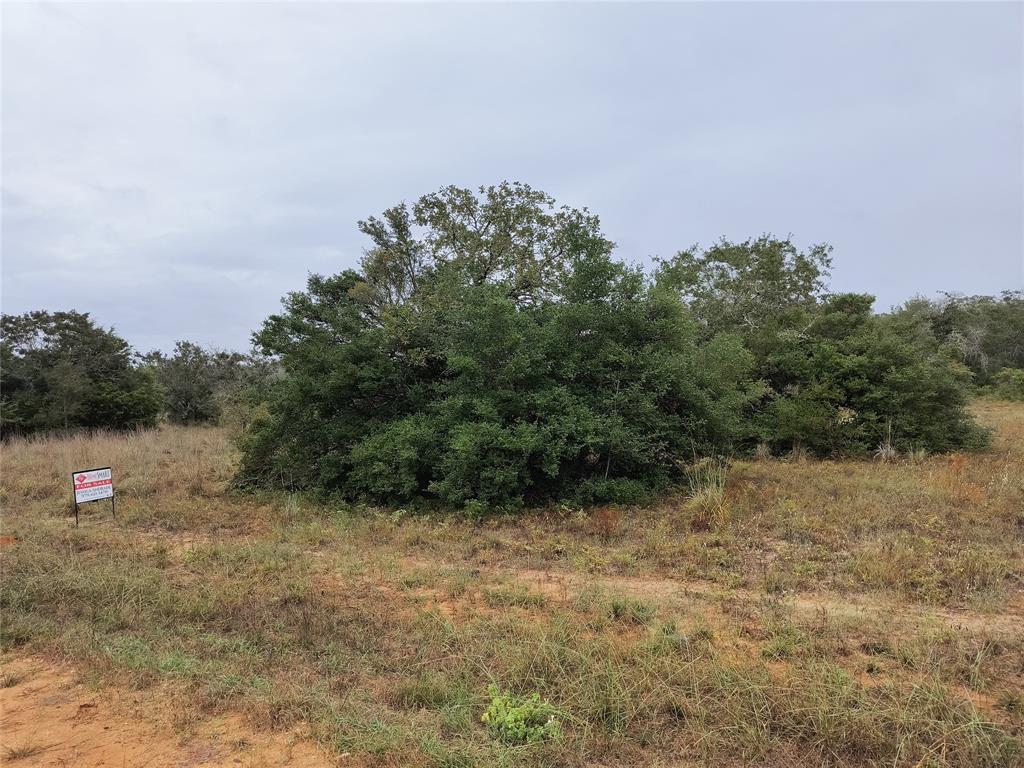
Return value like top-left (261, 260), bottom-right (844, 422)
top-left (685, 457), bottom-right (728, 530)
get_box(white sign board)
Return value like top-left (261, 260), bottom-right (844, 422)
top-left (73, 467), bottom-right (113, 504)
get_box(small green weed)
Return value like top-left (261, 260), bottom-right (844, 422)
top-left (762, 622), bottom-right (806, 660)
top-left (481, 684), bottom-right (561, 744)
top-left (686, 457), bottom-right (728, 530)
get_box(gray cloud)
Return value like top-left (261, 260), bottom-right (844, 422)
top-left (3, 1), bottom-right (1022, 352)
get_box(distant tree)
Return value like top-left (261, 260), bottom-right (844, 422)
top-left (894, 291), bottom-right (1024, 383)
top-left (657, 240), bottom-right (986, 456)
top-left (145, 342), bottom-right (278, 426)
top-left (0, 310), bottom-right (161, 434)
top-left (145, 342), bottom-right (222, 424)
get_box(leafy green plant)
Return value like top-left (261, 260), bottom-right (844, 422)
top-left (480, 684), bottom-right (562, 744)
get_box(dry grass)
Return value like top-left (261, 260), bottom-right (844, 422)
top-left (1, 404), bottom-right (1022, 766)
top-left (2, 743), bottom-right (49, 761)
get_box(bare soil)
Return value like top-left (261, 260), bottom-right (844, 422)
top-left (0, 656), bottom-right (335, 768)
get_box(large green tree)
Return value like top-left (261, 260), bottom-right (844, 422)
top-left (237, 183), bottom-right (758, 507)
top-left (1, 310), bottom-right (161, 433)
top-left (240, 187), bottom-right (993, 502)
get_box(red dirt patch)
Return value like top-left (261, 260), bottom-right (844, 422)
top-left (0, 656), bottom-right (336, 767)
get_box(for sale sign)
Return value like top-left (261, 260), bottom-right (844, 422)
top-left (72, 467), bottom-right (113, 504)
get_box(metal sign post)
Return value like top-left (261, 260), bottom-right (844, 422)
top-left (71, 467), bottom-right (115, 526)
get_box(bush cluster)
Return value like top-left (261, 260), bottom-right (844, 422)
top-left (236, 183), bottom-right (992, 508)
top-left (237, 184), bottom-right (763, 506)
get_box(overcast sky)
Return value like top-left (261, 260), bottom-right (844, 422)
top-left (3, 2), bottom-right (1022, 353)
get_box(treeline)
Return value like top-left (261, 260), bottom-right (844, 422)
top-left (232, 182), bottom-right (1021, 508)
top-left (0, 313), bottom-right (274, 435)
top-left (2, 181), bottom-right (1021, 511)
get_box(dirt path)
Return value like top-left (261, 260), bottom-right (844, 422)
top-left (401, 558), bottom-right (1024, 637)
top-left (512, 565), bottom-right (1024, 634)
top-left (0, 656), bottom-right (335, 768)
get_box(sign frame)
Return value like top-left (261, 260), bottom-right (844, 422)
top-left (70, 466), bottom-right (115, 526)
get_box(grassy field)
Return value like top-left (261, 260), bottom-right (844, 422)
top-left (1, 401), bottom-right (1022, 766)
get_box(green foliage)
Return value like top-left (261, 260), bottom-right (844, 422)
top-left (145, 342), bottom-right (276, 425)
top-left (685, 457), bottom-right (728, 529)
top-left (0, 310), bottom-right (161, 434)
top-left (755, 294), bottom-right (989, 454)
top-left (238, 185), bottom-right (1001, 497)
top-left (657, 235), bottom-right (832, 354)
top-left (480, 684), bottom-right (562, 745)
top-left (890, 292), bottom-right (1024, 385)
top-left (608, 597), bottom-right (656, 624)
top-left (926, 292), bottom-right (1024, 383)
top-left (145, 341), bottom-right (223, 424)
top-left (658, 242), bottom-right (988, 456)
top-left (991, 368), bottom-right (1024, 401)
top-left (237, 183), bottom-right (758, 507)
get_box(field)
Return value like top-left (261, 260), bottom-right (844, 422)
top-left (1, 401), bottom-right (1022, 767)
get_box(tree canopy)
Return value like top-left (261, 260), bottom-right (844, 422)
top-left (5, 183), bottom-right (1005, 507)
top-left (1, 310), bottom-right (161, 433)
top-left (236, 184), bottom-right (760, 507)
top-left (236, 183), bottom-right (990, 509)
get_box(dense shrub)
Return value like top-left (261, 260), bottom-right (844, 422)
top-left (0, 310), bottom-right (161, 434)
top-left (658, 240), bottom-right (988, 456)
top-left (755, 294), bottom-right (989, 454)
top-left (236, 184), bottom-right (758, 507)
top-left (239, 269), bottom-right (757, 506)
